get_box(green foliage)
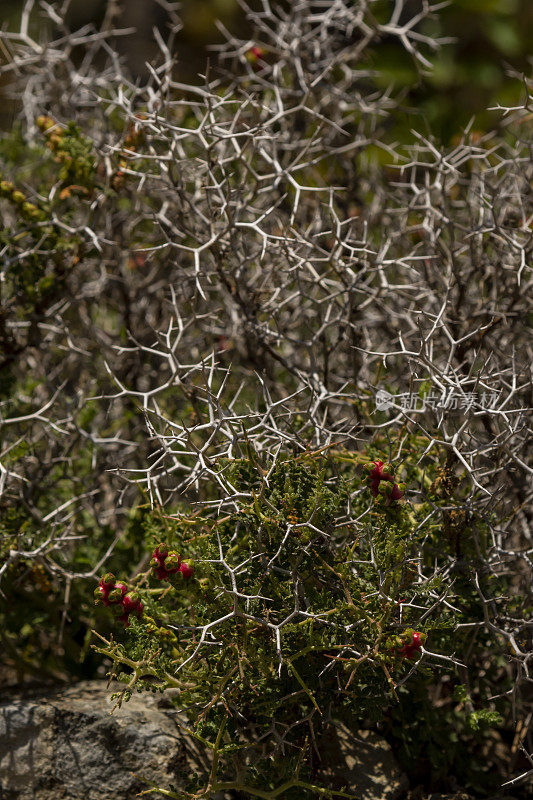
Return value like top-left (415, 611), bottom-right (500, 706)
top-left (91, 443), bottom-right (513, 797)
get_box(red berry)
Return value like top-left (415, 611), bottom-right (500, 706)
top-left (378, 480), bottom-right (393, 496)
top-left (179, 559), bottom-right (195, 580)
top-left (122, 591), bottom-right (143, 617)
top-left (248, 46), bottom-right (264, 61)
top-left (115, 592), bottom-right (144, 627)
top-left (116, 609), bottom-right (132, 627)
top-left (396, 630), bottom-right (424, 659)
top-left (165, 552), bottom-right (181, 571)
top-left (246, 46), bottom-right (266, 71)
top-left (118, 592), bottom-right (144, 626)
top-left (107, 582), bottom-right (128, 604)
top-left (94, 586), bottom-right (107, 605)
top-left (390, 482), bottom-right (406, 502)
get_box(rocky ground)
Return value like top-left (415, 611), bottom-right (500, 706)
top-left (0, 681), bottom-right (519, 800)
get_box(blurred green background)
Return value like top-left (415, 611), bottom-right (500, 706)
top-left (0, 0), bottom-right (532, 141)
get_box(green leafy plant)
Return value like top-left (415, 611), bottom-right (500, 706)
top-left (91, 441), bottom-right (518, 797)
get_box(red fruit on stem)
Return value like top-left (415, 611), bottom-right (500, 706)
top-left (365, 460), bottom-right (394, 495)
top-left (155, 566), bottom-right (169, 580)
top-left (248, 46), bottom-right (264, 61)
top-left (107, 582), bottom-right (128, 604)
top-left (364, 460), bottom-right (405, 504)
top-left (179, 559), bottom-right (195, 580)
top-left (94, 586), bottom-right (107, 604)
top-left (116, 609), bottom-right (132, 627)
top-left (165, 552), bottom-right (181, 571)
top-left (117, 592), bottom-right (144, 627)
top-left (397, 630), bottom-right (424, 659)
top-left (122, 592), bottom-right (143, 617)
top-left (390, 482), bottom-right (406, 502)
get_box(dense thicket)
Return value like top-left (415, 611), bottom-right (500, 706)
top-left (0, 2), bottom-right (531, 798)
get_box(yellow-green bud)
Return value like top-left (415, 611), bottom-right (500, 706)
top-left (0, 180), bottom-right (14, 196)
top-left (165, 552), bottom-right (180, 570)
top-left (22, 202), bottom-right (38, 216)
top-left (12, 190), bottom-right (26, 205)
top-left (94, 586), bottom-right (105, 603)
top-left (36, 115), bottom-right (54, 131)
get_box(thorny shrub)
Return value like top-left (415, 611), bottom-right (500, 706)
top-left (0, 0), bottom-right (531, 797)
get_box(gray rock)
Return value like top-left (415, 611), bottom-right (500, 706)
top-left (426, 796), bottom-right (516, 800)
top-left (0, 681), bottom-right (211, 800)
top-left (425, 795), bottom-right (474, 799)
top-left (316, 721), bottom-right (408, 800)
top-left (0, 683), bottom-right (408, 800)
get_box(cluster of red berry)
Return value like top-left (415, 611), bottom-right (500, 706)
top-left (364, 460), bottom-right (406, 505)
top-left (94, 546), bottom-right (195, 627)
top-left (94, 574), bottom-right (143, 627)
top-left (150, 544), bottom-right (194, 582)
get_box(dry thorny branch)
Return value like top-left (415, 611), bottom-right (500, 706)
top-left (0, 0), bottom-right (532, 792)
